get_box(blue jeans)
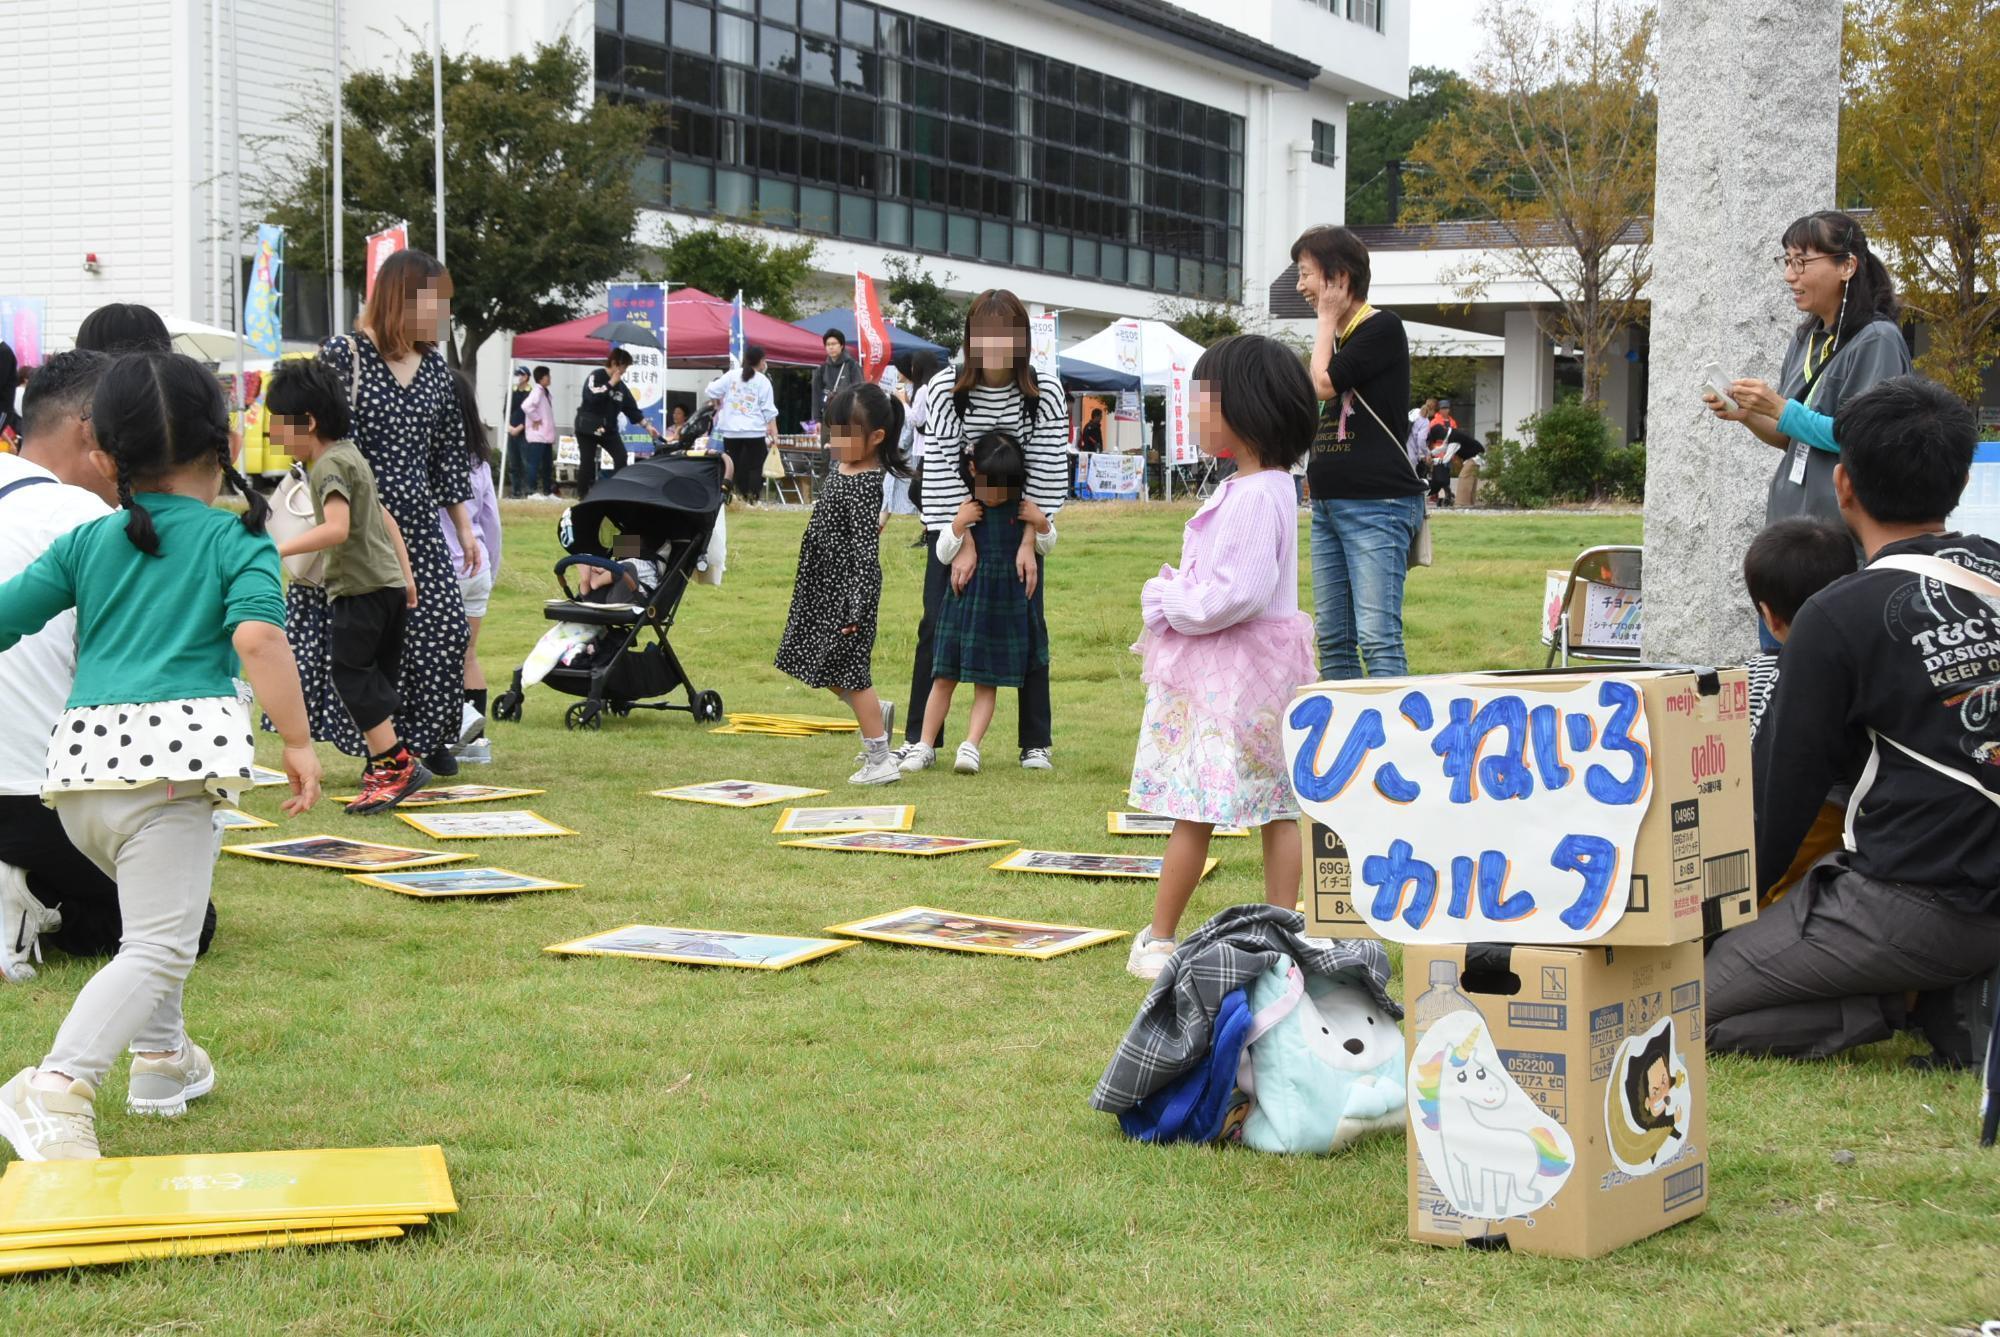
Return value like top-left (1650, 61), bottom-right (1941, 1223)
top-left (1309, 495), bottom-right (1424, 679)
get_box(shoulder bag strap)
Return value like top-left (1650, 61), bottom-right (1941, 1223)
top-left (1349, 388), bottom-right (1430, 487)
top-left (0, 475), bottom-right (55, 504)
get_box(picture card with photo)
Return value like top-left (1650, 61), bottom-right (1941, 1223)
top-left (246, 765), bottom-right (289, 788)
top-left (544, 924), bottom-right (857, 971)
top-left (215, 808), bottom-right (276, 831)
top-left (221, 837), bottom-right (470, 872)
top-left (652, 780), bottom-right (830, 808)
top-left (990, 849), bottom-right (1218, 881)
top-left (347, 867), bottom-right (582, 898)
top-left (824, 907), bottom-right (1127, 960)
top-left (328, 785), bottom-right (546, 809)
top-left (395, 811), bottom-right (577, 841)
top-left (771, 805), bottom-right (916, 835)
top-left (779, 831), bottom-right (1015, 857)
top-left (1107, 812), bottom-right (1250, 838)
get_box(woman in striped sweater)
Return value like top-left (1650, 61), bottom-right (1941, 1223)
top-left (900, 291), bottom-right (1068, 770)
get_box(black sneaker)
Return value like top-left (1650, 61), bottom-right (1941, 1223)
top-left (425, 748), bottom-right (461, 778)
top-left (1909, 967), bottom-right (2000, 1070)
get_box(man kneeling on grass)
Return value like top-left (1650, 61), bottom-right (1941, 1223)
top-left (1708, 376), bottom-right (2000, 1066)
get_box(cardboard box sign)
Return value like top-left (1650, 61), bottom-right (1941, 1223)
top-left (1541, 570), bottom-right (1644, 652)
top-left (1293, 667), bottom-right (1758, 947)
top-left (1404, 940), bottom-right (1708, 1259)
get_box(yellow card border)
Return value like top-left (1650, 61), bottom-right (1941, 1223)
top-left (780, 832), bottom-right (1016, 857)
top-left (1106, 811), bottom-right (1250, 837)
top-left (221, 838), bottom-right (470, 872)
top-left (215, 807), bottom-right (277, 831)
top-left (0, 1214), bottom-right (427, 1252)
top-left (824, 906), bottom-right (1129, 960)
top-left (245, 765), bottom-right (289, 787)
top-left (544, 922), bottom-right (858, 971)
top-left (327, 785), bottom-right (547, 808)
top-left (0, 1225), bottom-right (408, 1277)
top-left (771, 804), bottom-right (917, 835)
top-left (990, 848), bottom-right (1219, 882)
top-left (346, 867), bottom-right (583, 897)
top-left (652, 781), bottom-right (830, 808)
top-left (395, 809), bottom-right (578, 841)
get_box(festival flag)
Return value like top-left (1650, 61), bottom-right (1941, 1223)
top-left (854, 271), bottom-right (892, 383)
top-left (1029, 311), bottom-right (1061, 380)
top-left (728, 290), bottom-right (747, 368)
top-left (241, 225), bottom-right (285, 357)
top-left (363, 223), bottom-right (408, 300)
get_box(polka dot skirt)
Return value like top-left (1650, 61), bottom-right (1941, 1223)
top-left (45, 698), bottom-right (255, 803)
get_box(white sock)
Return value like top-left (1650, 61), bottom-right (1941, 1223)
top-left (864, 734), bottom-right (890, 762)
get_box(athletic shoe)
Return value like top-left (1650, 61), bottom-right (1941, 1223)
top-left (1126, 929), bottom-right (1177, 982)
top-left (954, 741), bottom-right (982, 775)
top-left (0, 1068), bottom-right (98, 1161)
top-left (848, 754), bottom-right (904, 786)
top-left (898, 743), bottom-right (937, 774)
top-left (347, 758), bottom-right (434, 815)
top-left (425, 748), bottom-right (461, 778)
top-left (127, 1041), bottom-right (216, 1117)
top-left (2, 864), bottom-right (61, 985)
top-left (458, 702), bottom-right (486, 747)
top-left (456, 738), bottom-right (493, 765)
top-left (1909, 967), bottom-right (2000, 1070)
top-left (1021, 747), bottom-right (1054, 771)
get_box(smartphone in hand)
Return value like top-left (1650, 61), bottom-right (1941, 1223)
top-left (1699, 362), bottom-right (1739, 413)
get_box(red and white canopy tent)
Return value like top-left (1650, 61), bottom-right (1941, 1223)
top-left (510, 287), bottom-right (827, 366)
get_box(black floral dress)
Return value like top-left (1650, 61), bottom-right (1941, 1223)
top-left (774, 469), bottom-right (884, 692)
top-left (285, 333), bottom-right (472, 757)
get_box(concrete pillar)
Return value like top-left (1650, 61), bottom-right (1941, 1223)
top-left (1643, 0), bottom-right (1843, 663)
top-left (1474, 358), bottom-right (1503, 443)
top-left (1502, 309), bottom-right (1553, 442)
top-left (1602, 328), bottom-right (1631, 445)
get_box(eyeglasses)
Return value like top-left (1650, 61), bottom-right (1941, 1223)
top-left (1774, 253), bottom-right (1845, 275)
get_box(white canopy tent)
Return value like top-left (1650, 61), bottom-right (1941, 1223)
top-left (1060, 319), bottom-right (1207, 390)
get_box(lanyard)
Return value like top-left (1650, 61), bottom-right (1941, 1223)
top-left (1338, 303), bottom-right (1375, 343)
top-left (1801, 327), bottom-right (1840, 410)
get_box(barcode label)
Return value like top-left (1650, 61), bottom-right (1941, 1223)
top-left (1703, 851), bottom-right (1751, 900)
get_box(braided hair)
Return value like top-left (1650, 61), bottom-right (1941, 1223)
top-left (93, 351), bottom-right (270, 557)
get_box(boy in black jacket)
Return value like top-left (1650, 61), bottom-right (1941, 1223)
top-left (1708, 376), bottom-right (2000, 1065)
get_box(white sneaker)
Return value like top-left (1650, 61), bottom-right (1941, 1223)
top-left (1021, 747), bottom-right (1054, 770)
top-left (455, 738), bottom-right (493, 765)
top-left (898, 743), bottom-right (937, 774)
top-left (0, 1068), bottom-right (99, 1161)
top-left (127, 1042), bottom-right (217, 1117)
top-left (848, 753), bottom-right (904, 786)
top-left (459, 702), bottom-right (486, 747)
top-left (2, 864), bottom-right (61, 985)
top-left (1126, 929), bottom-right (1177, 981)
top-left (954, 741), bottom-right (982, 775)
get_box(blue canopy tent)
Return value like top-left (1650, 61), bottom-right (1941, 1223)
top-left (793, 310), bottom-right (950, 364)
top-left (1058, 356), bottom-right (1139, 392)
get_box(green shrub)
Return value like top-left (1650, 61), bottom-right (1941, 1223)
top-left (1602, 441), bottom-right (1647, 503)
top-left (1526, 399), bottom-right (1611, 501)
top-left (1480, 438), bottom-right (1551, 509)
top-left (1477, 404), bottom-right (1644, 508)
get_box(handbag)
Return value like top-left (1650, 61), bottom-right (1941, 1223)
top-left (1346, 387), bottom-right (1434, 569)
top-left (267, 339), bottom-right (364, 587)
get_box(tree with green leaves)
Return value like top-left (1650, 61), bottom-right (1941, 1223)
top-left (651, 224), bottom-right (819, 321)
top-left (1840, 0), bottom-right (1999, 403)
top-left (881, 257), bottom-right (966, 354)
top-left (1344, 65), bottom-right (1476, 226)
top-left (262, 36), bottom-right (659, 385)
top-left (1154, 299), bottom-right (1245, 347)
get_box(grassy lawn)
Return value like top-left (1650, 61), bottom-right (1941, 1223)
top-left (4, 502), bottom-right (1995, 1334)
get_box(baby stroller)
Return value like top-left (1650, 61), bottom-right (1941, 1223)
top-left (491, 453), bottom-right (726, 731)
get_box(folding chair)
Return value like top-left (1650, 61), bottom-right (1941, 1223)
top-left (1545, 545), bottom-right (1643, 668)
top-left (771, 447), bottom-right (818, 508)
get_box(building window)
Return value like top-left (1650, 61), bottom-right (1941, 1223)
top-left (601, 0), bottom-right (1242, 296)
top-left (1312, 120), bottom-right (1338, 168)
top-left (1349, 0), bottom-right (1382, 31)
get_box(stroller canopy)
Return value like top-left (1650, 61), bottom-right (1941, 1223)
top-left (568, 455), bottom-right (724, 557)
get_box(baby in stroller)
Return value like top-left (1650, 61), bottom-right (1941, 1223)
top-left (518, 537), bottom-right (670, 686)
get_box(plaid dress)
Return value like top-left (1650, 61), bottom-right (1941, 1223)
top-left (932, 498), bottom-right (1049, 688)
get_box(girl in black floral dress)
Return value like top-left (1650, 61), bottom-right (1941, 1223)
top-left (287, 249), bottom-right (481, 775)
top-left (774, 384), bottom-right (909, 786)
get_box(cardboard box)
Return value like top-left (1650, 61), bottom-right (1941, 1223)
top-left (1541, 569), bottom-right (1643, 653)
top-left (1404, 940), bottom-right (1708, 1259)
top-left (1301, 667), bottom-right (1758, 947)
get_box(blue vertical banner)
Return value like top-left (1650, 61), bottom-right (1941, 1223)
top-left (729, 289), bottom-right (746, 368)
top-left (242, 224), bottom-right (285, 356)
top-left (606, 282), bottom-right (667, 458)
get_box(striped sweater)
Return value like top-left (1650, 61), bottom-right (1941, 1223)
top-left (918, 375), bottom-right (1070, 532)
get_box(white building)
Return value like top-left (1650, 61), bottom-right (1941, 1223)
top-left (1, 0), bottom-right (1409, 399)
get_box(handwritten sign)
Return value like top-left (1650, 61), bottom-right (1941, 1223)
top-left (1582, 585), bottom-right (1643, 648)
top-left (1166, 361), bottom-right (1197, 466)
top-left (1284, 679), bottom-right (1654, 943)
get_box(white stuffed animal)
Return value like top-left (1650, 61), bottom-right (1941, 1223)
top-left (1237, 962), bottom-right (1407, 1154)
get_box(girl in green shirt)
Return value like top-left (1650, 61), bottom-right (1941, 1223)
top-left (0, 352), bottom-right (323, 1163)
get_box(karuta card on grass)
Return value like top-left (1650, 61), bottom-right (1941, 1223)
top-left (347, 867), bottom-right (582, 898)
top-left (779, 831), bottom-right (1014, 857)
top-left (989, 848), bottom-right (1218, 882)
top-left (394, 810), bottom-right (577, 841)
top-left (651, 780), bottom-right (829, 808)
top-left (221, 837), bottom-right (469, 872)
top-left (1106, 811), bottom-right (1250, 837)
top-left (771, 804), bottom-right (916, 835)
top-left (825, 907), bottom-right (1127, 960)
top-left (544, 924), bottom-right (857, 971)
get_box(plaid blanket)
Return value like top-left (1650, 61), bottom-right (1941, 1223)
top-left (1091, 904), bottom-right (1398, 1114)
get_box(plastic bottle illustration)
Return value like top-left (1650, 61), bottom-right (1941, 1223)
top-left (1412, 958), bottom-right (1481, 1033)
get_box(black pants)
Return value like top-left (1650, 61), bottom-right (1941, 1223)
top-left (1706, 856), bottom-right (2000, 1059)
top-left (525, 441), bottom-right (555, 495)
top-left (575, 422), bottom-right (628, 497)
top-left (504, 435), bottom-right (527, 497)
top-left (0, 793), bottom-right (215, 957)
top-left (904, 530), bottom-right (1053, 752)
top-left (724, 437), bottom-right (768, 503)
top-left (330, 588), bottom-right (409, 735)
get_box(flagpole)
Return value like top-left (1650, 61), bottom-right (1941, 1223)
top-left (431, 0), bottom-right (446, 265)
top-left (331, 0), bottom-right (344, 330)
top-left (230, 0), bottom-right (244, 411)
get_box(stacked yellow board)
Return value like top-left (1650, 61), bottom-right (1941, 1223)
top-left (0, 1145), bottom-right (456, 1276)
top-left (711, 712), bottom-right (859, 738)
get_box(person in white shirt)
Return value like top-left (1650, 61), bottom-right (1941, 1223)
top-left (703, 345), bottom-right (781, 505)
top-left (0, 351), bottom-right (217, 980)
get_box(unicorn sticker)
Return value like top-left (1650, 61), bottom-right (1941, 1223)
top-left (1410, 1011), bottom-right (1575, 1219)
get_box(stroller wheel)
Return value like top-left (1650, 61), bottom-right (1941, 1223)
top-left (492, 690), bottom-right (523, 723)
top-left (565, 702), bottom-right (603, 732)
top-left (695, 689), bottom-right (725, 723)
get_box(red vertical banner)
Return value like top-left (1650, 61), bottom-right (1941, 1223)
top-left (364, 223), bottom-right (408, 300)
top-left (854, 271), bottom-right (892, 382)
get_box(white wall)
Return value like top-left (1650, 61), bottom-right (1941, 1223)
top-left (1165, 0), bottom-right (1408, 101)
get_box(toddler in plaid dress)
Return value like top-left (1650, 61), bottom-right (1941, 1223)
top-left (904, 432), bottom-right (1050, 777)
top-left (1127, 337), bottom-right (1322, 982)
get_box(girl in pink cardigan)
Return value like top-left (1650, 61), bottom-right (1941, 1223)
top-left (1127, 336), bottom-right (1320, 981)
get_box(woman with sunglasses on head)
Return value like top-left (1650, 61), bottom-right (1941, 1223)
top-left (1708, 215), bottom-right (1909, 491)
